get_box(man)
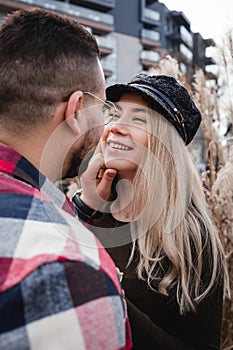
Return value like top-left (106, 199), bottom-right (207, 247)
top-left (0, 8), bottom-right (131, 349)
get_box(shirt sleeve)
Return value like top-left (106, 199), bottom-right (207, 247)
top-left (0, 261), bottom-right (132, 350)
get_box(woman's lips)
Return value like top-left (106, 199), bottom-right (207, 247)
top-left (106, 141), bottom-right (133, 151)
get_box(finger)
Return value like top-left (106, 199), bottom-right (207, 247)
top-left (103, 168), bottom-right (117, 181)
top-left (97, 168), bottom-right (117, 199)
top-left (84, 153), bottom-right (105, 180)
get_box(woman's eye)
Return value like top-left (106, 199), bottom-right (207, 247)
top-left (132, 116), bottom-right (147, 123)
top-left (111, 113), bottom-right (121, 120)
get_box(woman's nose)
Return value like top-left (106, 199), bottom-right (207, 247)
top-left (109, 120), bottom-right (129, 135)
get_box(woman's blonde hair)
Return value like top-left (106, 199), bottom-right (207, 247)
top-left (129, 110), bottom-right (230, 314)
top-left (96, 105), bottom-right (229, 314)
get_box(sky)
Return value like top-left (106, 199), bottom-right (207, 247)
top-left (163, 0), bottom-right (233, 44)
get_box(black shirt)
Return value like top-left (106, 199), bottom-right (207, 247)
top-left (89, 212), bottom-right (223, 350)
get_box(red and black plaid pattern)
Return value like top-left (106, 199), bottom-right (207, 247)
top-left (0, 144), bottom-right (132, 350)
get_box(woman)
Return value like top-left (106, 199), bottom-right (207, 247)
top-left (73, 73), bottom-right (230, 349)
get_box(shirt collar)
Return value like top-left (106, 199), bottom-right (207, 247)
top-left (0, 143), bottom-right (75, 216)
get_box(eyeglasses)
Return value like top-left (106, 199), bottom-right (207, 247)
top-left (82, 91), bottom-right (117, 125)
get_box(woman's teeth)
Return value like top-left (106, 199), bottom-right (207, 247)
top-left (109, 142), bottom-right (131, 151)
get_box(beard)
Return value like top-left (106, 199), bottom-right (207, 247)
top-left (62, 126), bottom-right (101, 179)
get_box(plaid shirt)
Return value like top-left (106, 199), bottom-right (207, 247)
top-left (0, 144), bottom-right (132, 350)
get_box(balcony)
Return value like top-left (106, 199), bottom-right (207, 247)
top-left (141, 7), bottom-right (160, 27)
top-left (168, 31), bottom-right (181, 42)
top-left (5, 0), bottom-right (114, 34)
top-left (170, 11), bottom-right (190, 29)
top-left (98, 35), bottom-right (117, 77)
top-left (168, 30), bottom-right (193, 51)
top-left (95, 35), bottom-right (114, 56)
top-left (179, 43), bottom-right (193, 63)
top-left (140, 28), bottom-right (161, 48)
top-left (140, 50), bottom-right (160, 68)
top-left (70, 0), bottom-right (115, 11)
top-left (101, 55), bottom-right (115, 77)
top-left (145, 0), bottom-right (158, 4)
top-left (204, 38), bottom-right (215, 48)
top-left (180, 25), bottom-right (193, 49)
top-left (205, 56), bottom-right (216, 66)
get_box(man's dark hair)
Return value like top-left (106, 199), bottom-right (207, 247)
top-left (0, 8), bottom-right (101, 133)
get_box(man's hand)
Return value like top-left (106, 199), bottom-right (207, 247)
top-left (80, 153), bottom-right (117, 210)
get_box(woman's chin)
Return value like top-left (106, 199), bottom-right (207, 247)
top-left (105, 158), bottom-right (137, 174)
top-left (105, 159), bottom-right (121, 170)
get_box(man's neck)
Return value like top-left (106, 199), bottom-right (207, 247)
top-left (0, 131), bottom-right (56, 182)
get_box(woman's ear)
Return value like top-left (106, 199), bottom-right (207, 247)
top-left (65, 91), bottom-right (84, 134)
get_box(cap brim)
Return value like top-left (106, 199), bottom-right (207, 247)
top-left (106, 83), bottom-right (157, 106)
top-left (106, 83), bottom-right (179, 134)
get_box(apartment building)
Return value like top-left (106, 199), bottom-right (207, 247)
top-left (0, 0), bottom-right (212, 167)
top-left (0, 0), bottom-right (216, 85)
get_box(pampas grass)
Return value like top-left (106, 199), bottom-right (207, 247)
top-left (152, 51), bottom-right (233, 349)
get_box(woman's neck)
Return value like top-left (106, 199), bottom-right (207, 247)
top-left (110, 175), bottom-right (134, 222)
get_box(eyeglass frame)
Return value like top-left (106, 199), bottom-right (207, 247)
top-left (82, 91), bottom-right (117, 125)
top-left (62, 90), bottom-right (117, 125)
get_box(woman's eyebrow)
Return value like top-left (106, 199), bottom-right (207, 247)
top-left (115, 103), bottom-right (147, 114)
top-left (131, 107), bottom-right (147, 113)
top-left (114, 102), bottom-right (122, 111)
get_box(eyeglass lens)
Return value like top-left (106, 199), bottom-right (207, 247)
top-left (102, 101), bottom-right (118, 125)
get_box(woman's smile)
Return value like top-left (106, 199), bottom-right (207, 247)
top-left (106, 140), bottom-right (133, 151)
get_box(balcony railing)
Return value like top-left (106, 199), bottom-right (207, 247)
top-left (141, 28), bottom-right (160, 42)
top-left (170, 11), bottom-right (190, 29)
top-left (71, 0), bottom-right (115, 10)
top-left (141, 28), bottom-right (161, 49)
top-left (179, 43), bottom-right (193, 62)
top-left (11, 0), bottom-right (114, 32)
top-left (95, 34), bottom-right (115, 55)
top-left (141, 7), bottom-right (160, 26)
top-left (140, 50), bottom-right (160, 63)
top-left (101, 53), bottom-right (117, 77)
top-left (180, 25), bottom-right (193, 48)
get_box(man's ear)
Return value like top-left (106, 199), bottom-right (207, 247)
top-left (65, 91), bottom-right (84, 134)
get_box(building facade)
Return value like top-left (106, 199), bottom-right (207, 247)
top-left (0, 0), bottom-right (213, 167)
top-left (0, 0), bottom-right (216, 85)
